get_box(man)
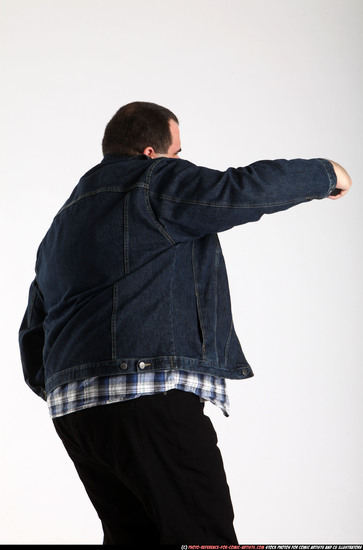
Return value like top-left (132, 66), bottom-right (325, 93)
top-left (19, 102), bottom-right (352, 545)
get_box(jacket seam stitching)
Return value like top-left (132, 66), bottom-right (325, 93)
top-left (169, 247), bottom-right (177, 355)
top-left (27, 283), bottom-right (37, 322)
top-left (123, 192), bottom-right (130, 274)
top-left (144, 159), bottom-right (175, 245)
top-left (148, 191), bottom-right (318, 209)
top-left (111, 283), bottom-right (118, 361)
top-left (55, 185), bottom-right (147, 216)
top-left (192, 241), bottom-right (206, 358)
top-left (224, 320), bottom-right (234, 365)
top-left (213, 241), bottom-right (220, 363)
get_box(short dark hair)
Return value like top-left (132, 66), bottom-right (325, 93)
top-left (101, 101), bottom-right (179, 156)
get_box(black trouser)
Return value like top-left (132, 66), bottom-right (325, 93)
top-left (53, 389), bottom-right (238, 545)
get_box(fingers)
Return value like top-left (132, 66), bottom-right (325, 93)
top-left (327, 189), bottom-right (349, 200)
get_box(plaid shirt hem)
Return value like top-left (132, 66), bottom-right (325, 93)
top-left (47, 370), bottom-right (230, 418)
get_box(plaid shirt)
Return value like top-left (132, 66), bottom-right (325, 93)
top-left (47, 370), bottom-right (230, 418)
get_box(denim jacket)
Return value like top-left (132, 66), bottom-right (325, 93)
top-left (19, 155), bottom-right (336, 399)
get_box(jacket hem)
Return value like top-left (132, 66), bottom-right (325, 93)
top-left (44, 355), bottom-right (254, 394)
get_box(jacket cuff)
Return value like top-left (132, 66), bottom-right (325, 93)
top-left (316, 158), bottom-right (337, 196)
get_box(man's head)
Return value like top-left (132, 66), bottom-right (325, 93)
top-left (102, 101), bottom-right (181, 159)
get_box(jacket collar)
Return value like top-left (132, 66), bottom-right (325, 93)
top-left (101, 153), bottom-right (151, 165)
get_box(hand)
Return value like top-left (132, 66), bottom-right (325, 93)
top-left (327, 160), bottom-right (352, 200)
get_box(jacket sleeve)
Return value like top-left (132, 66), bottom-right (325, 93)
top-left (19, 279), bottom-right (47, 400)
top-left (147, 157), bottom-right (337, 242)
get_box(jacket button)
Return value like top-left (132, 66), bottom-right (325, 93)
top-left (120, 362), bottom-right (128, 370)
top-left (242, 368), bottom-right (248, 376)
top-left (139, 361), bottom-right (146, 369)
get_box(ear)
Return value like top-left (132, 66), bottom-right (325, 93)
top-left (142, 146), bottom-right (157, 158)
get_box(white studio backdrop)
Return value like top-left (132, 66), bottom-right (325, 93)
top-left (1, 0), bottom-right (362, 544)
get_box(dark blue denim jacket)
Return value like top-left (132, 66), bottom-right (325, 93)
top-left (19, 155), bottom-right (336, 399)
